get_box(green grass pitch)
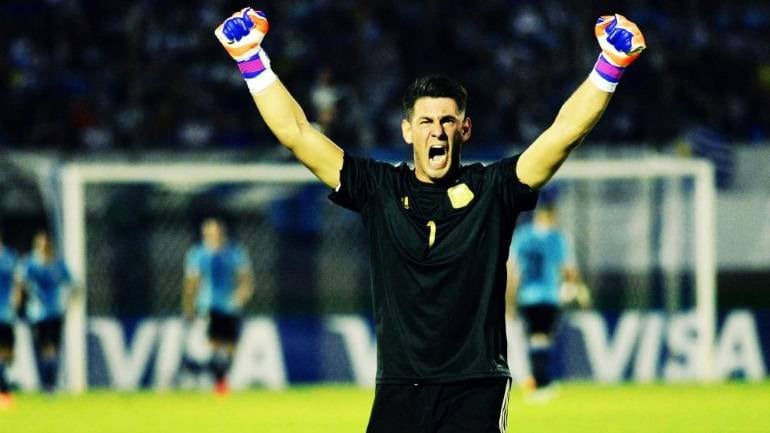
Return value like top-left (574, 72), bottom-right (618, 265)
top-left (2, 382), bottom-right (769, 432)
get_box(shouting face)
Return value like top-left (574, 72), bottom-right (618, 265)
top-left (401, 97), bottom-right (472, 184)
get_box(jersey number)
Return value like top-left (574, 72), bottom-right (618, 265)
top-left (524, 250), bottom-right (545, 281)
top-left (426, 220), bottom-right (437, 248)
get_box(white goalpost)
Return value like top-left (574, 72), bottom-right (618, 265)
top-left (552, 158), bottom-right (717, 383)
top-left (59, 163), bottom-right (315, 393)
top-left (57, 157), bottom-right (716, 393)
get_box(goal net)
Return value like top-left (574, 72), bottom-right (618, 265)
top-left (54, 157), bottom-right (715, 391)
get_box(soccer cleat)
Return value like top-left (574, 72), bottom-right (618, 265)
top-left (0, 392), bottom-right (13, 411)
top-left (519, 376), bottom-right (537, 394)
top-left (214, 378), bottom-right (230, 396)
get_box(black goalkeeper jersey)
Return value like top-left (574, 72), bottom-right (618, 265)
top-left (329, 154), bottom-right (538, 383)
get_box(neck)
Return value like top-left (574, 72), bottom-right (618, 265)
top-left (36, 251), bottom-right (54, 262)
top-left (414, 170), bottom-right (460, 187)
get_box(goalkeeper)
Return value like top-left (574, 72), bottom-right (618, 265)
top-left (215, 8), bottom-right (644, 432)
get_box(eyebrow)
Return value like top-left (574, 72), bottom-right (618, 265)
top-left (417, 115), bottom-right (460, 122)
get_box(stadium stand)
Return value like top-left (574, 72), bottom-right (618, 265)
top-left (1, 0), bottom-right (768, 152)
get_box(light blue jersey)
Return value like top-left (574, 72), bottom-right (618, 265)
top-left (185, 243), bottom-right (250, 314)
top-left (20, 254), bottom-right (72, 322)
top-left (0, 247), bottom-right (18, 323)
top-left (511, 223), bottom-right (569, 307)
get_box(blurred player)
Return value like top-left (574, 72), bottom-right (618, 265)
top-left (182, 218), bottom-right (253, 394)
top-left (508, 198), bottom-right (590, 400)
top-left (17, 230), bottom-right (74, 393)
top-left (214, 8), bottom-right (644, 431)
top-left (0, 232), bottom-right (20, 406)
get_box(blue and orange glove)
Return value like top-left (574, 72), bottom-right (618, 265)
top-left (214, 7), bottom-right (277, 93)
top-left (589, 14), bottom-right (646, 92)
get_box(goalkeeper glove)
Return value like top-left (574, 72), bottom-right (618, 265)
top-left (589, 14), bottom-right (646, 92)
top-left (214, 7), bottom-right (277, 93)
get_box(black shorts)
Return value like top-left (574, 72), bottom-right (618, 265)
top-left (207, 310), bottom-right (241, 343)
top-left (520, 304), bottom-right (560, 336)
top-left (367, 378), bottom-right (511, 433)
top-left (33, 316), bottom-right (64, 348)
top-left (0, 322), bottom-right (14, 348)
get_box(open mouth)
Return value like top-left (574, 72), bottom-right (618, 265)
top-left (428, 145), bottom-right (448, 169)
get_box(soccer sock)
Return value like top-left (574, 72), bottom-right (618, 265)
top-left (41, 355), bottom-right (58, 391)
top-left (0, 361), bottom-right (9, 393)
top-left (181, 355), bottom-right (203, 375)
top-left (530, 347), bottom-right (552, 388)
top-left (210, 348), bottom-right (232, 383)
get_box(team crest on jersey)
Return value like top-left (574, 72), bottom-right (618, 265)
top-left (401, 196), bottom-right (410, 209)
top-left (447, 183), bottom-right (474, 209)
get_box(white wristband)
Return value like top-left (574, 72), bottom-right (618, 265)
top-left (245, 69), bottom-right (278, 94)
top-left (588, 69), bottom-right (618, 93)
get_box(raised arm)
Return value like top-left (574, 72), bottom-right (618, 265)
top-left (215, 8), bottom-right (343, 189)
top-left (517, 14), bottom-right (646, 190)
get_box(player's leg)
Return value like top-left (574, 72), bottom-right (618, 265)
top-left (0, 323), bottom-right (15, 396)
top-left (207, 310), bottom-right (241, 393)
top-left (209, 341), bottom-right (234, 393)
top-left (519, 305), bottom-right (542, 389)
top-left (35, 317), bottom-right (63, 392)
top-left (524, 305), bottom-right (560, 391)
top-left (178, 317), bottom-right (204, 386)
top-left (179, 317), bottom-right (203, 376)
top-left (433, 378), bottom-right (512, 433)
top-left (366, 383), bottom-right (435, 433)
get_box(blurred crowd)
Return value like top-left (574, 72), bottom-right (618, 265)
top-left (1, 0), bottom-right (769, 154)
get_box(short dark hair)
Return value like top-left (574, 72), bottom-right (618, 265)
top-left (402, 75), bottom-right (468, 120)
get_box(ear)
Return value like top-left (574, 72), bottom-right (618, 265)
top-left (401, 119), bottom-right (413, 144)
top-left (461, 116), bottom-right (472, 142)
